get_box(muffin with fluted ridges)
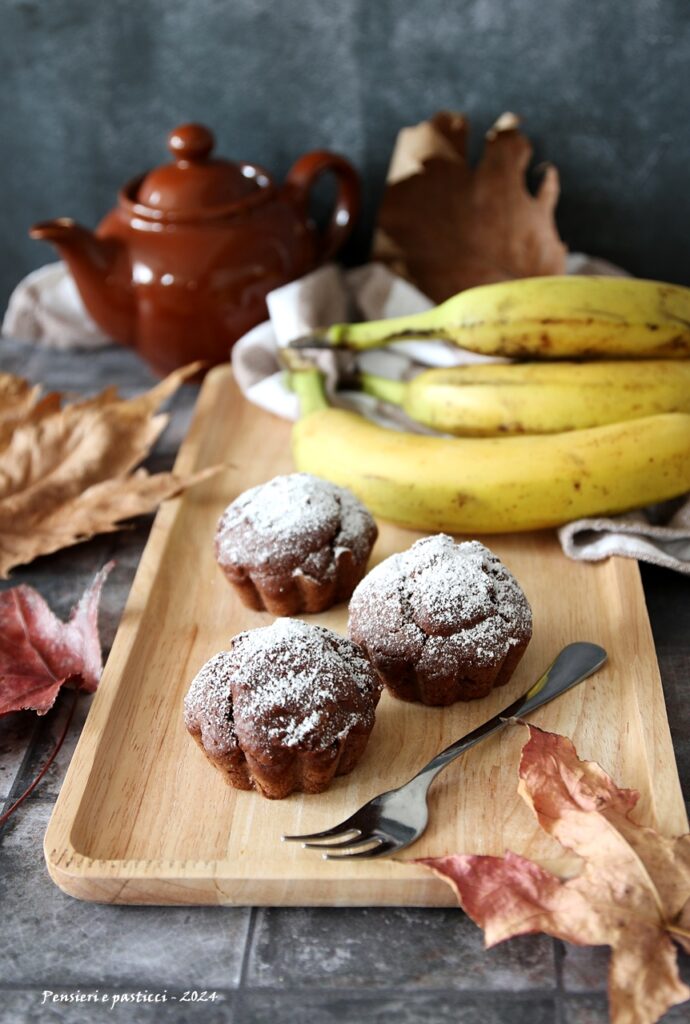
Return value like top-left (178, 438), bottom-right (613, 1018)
top-left (348, 534), bottom-right (532, 706)
top-left (214, 473), bottom-right (377, 616)
top-left (184, 618), bottom-right (383, 798)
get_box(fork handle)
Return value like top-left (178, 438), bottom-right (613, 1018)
top-left (412, 642), bottom-right (607, 786)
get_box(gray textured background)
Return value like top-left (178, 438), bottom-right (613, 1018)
top-left (1, 0), bottom-right (689, 309)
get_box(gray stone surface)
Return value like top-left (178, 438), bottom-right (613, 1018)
top-left (563, 994), bottom-right (690, 1023)
top-left (0, 711), bottom-right (39, 801)
top-left (1, 0), bottom-right (689, 311)
top-left (247, 907), bottom-right (555, 991)
top-left (236, 991), bottom-right (558, 1024)
top-left (0, 990), bottom-right (235, 1024)
top-left (559, 943), bottom-right (611, 995)
top-left (0, 803), bottom-right (251, 990)
top-left (560, 940), bottom-right (690, 997)
top-left (1, 337), bottom-right (690, 1024)
top-left (13, 691), bottom-right (95, 802)
top-left (641, 561), bottom-right (690, 818)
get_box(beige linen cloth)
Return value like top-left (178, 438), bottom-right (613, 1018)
top-left (3, 257), bottom-right (689, 574)
top-left (3, 261), bottom-right (110, 350)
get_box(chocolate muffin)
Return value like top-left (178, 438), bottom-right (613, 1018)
top-left (183, 618), bottom-right (383, 799)
top-left (348, 535), bottom-right (532, 706)
top-left (215, 473), bottom-right (378, 615)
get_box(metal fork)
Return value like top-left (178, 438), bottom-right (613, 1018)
top-left (282, 641), bottom-right (607, 860)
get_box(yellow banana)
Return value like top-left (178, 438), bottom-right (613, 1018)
top-left (361, 360), bottom-right (690, 436)
top-left (321, 276), bottom-right (690, 359)
top-left (291, 370), bottom-right (690, 534)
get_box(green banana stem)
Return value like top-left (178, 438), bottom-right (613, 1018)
top-left (327, 305), bottom-right (447, 349)
top-left (288, 369), bottom-right (330, 417)
top-left (360, 372), bottom-right (407, 406)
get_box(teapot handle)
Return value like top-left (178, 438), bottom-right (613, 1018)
top-left (285, 151), bottom-right (361, 261)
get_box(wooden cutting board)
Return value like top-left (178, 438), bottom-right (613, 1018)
top-left (44, 366), bottom-right (687, 906)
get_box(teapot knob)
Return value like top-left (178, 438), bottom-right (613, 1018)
top-left (168, 123), bottom-right (215, 163)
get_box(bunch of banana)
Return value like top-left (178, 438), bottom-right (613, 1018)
top-left (315, 276), bottom-right (690, 359)
top-left (361, 360), bottom-right (690, 436)
top-left (290, 370), bottom-right (690, 534)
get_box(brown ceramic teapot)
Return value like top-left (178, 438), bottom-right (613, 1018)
top-left (30, 123), bottom-right (361, 375)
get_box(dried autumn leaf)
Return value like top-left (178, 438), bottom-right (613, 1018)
top-left (417, 725), bottom-right (690, 1024)
top-left (373, 110), bottom-right (567, 301)
top-left (0, 362), bottom-right (219, 577)
top-left (0, 562), bottom-right (112, 715)
top-left (0, 372), bottom-right (43, 448)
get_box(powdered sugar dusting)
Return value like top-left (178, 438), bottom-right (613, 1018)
top-left (349, 535), bottom-right (532, 668)
top-left (215, 473), bottom-right (376, 581)
top-left (228, 618), bottom-right (381, 751)
top-left (185, 620), bottom-right (382, 760)
top-left (184, 652), bottom-right (238, 757)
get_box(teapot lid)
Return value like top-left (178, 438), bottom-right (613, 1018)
top-left (135, 123), bottom-right (267, 213)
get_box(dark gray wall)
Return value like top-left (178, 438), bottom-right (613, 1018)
top-left (1, 0), bottom-right (689, 308)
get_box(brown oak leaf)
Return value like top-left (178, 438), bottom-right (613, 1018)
top-left (0, 562), bottom-right (113, 715)
top-left (374, 111), bottom-right (567, 301)
top-left (417, 725), bottom-right (690, 1024)
top-left (0, 363), bottom-right (219, 577)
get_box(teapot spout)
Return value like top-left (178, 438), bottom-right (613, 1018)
top-left (29, 218), bottom-right (135, 345)
top-left (31, 216), bottom-right (92, 246)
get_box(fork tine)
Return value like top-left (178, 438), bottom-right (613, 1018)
top-left (282, 825), bottom-right (360, 843)
top-left (323, 839), bottom-right (398, 861)
top-left (303, 834), bottom-right (374, 851)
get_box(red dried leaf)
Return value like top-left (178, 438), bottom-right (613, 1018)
top-left (0, 562), bottom-right (113, 716)
top-left (417, 725), bottom-right (690, 1024)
